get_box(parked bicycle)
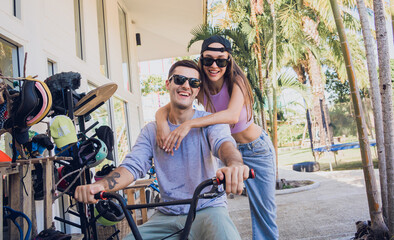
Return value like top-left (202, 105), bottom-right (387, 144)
top-left (145, 166), bottom-right (160, 205)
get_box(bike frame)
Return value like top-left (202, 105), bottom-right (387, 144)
top-left (94, 169), bottom-right (255, 240)
top-left (95, 177), bottom-right (219, 240)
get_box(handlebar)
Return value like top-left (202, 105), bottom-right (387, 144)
top-left (94, 191), bottom-right (110, 201)
top-left (215, 168), bottom-right (255, 186)
top-left (93, 168), bottom-right (255, 240)
top-left (94, 168), bottom-right (255, 201)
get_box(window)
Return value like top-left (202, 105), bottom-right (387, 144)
top-left (74, 0), bottom-right (85, 59)
top-left (96, 0), bottom-right (109, 77)
top-left (13, 0), bottom-right (21, 19)
top-left (113, 97), bottom-right (130, 163)
top-left (47, 60), bottom-right (57, 76)
top-left (87, 83), bottom-right (111, 127)
top-left (87, 83), bottom-right (112, 169)
top-left (118, 5), bottom-right (132, 92)
top-left (137, 106), bottom-right (142, 130)
top-left (0, 38), bottom-right (20, 77)
top-left (0, 38), bottom-right (20, 152)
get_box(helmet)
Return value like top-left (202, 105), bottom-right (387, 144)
top-left (26, 77), bottom-right (52, 126)
top-left (94, 164), bottom-right (115, 181)
top-left (56, 165), bottom-right (93, 193)
top-left (94, 199), bottom-right (125, 226)
top-left (5, 77), bottom-right (52, 129)
top-left (78, 138), bottom-right (108, 168)
top-left (56, 166), bottom-right (69, 190)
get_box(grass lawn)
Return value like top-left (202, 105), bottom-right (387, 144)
top-left (278, 147), bottom-right (379, 171)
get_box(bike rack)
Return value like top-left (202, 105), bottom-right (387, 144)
top-left (53, 87), bottom-right (103, 240)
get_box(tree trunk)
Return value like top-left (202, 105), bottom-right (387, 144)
top-left (293, 64), bottom-right (307, 84)
top-left (265, 53), bottom-right (273, 135)
top-left (323, 102), bottom-right (334, 145)
top-left (391, 0), bottom-right (394, 45)
top-left (357, 0), bottom-right (388, 220)
top-left (272, 86), bottom-right (278, 181)
top-left (306, 49), bottom-right (328, 147)
top-left (374, 0), bottom-right (394, 233)
top-left (302, 15), bottom-right (334, 147)
top-left (250, 0), bottom-right (267, 131)
top-left (329, 0), bottom-right (389, 237)
top-left (267, 0), bottom-right (279, 181)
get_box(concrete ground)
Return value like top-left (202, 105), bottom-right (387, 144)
top-left (228, 166), bottom-right (374, 240)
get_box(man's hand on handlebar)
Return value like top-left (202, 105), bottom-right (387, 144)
top-left (74, 167), bottom-right (134, 204)
top-left (74, 183), bottom-right (105, 204)
top-left (216, 165), bottom-right (249, 195)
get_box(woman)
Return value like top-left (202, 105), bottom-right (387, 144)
top-left (156, 35), bottom-right (278, 240)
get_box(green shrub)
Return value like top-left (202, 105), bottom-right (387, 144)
top-left (278, 123), bottom-right (305, 147)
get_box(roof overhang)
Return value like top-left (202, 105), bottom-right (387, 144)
top-left (125, 0), bottom-right (206, 61)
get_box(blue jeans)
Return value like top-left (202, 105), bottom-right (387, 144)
top-left (238, 130), bottom-right (279, 240)
top-left (123, 207), bottom-right (241, 240)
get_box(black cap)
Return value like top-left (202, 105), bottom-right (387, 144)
top-left (32, 134), bottom-right (54, 150)
top-left (200, 35), bottom-right (232, 54)
top-left (95, 126), bottom-right (114, 161)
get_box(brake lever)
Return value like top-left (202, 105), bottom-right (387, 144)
top-left (199, 180), bottom-right (225, 199)
top-left (200, 190), bottom-right (225, 199)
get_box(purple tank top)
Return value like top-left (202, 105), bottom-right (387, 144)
top-left (204, 82), bottom-right (253, 134)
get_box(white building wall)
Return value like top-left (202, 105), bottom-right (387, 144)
top-left (0, 0), bottom-right (143, 138)
top-left (0, 0), bottom-right (143, 234)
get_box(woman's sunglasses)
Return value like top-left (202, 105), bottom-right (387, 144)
top-left (169, 74), bottom-right (202, 88)
top-left (201, 57), bottom-right (230, 68)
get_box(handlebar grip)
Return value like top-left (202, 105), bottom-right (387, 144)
top-left (216, 168), bottom-right (255, 185)
top-left (250, 168), bottom-right (255, 179)
top-left (94, 191), bottom-right (108, 200)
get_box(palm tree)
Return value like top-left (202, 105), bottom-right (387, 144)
top-left (278, 0), bottom-right (367, 148)
top-left (250, 0), bottom-right (268, 129)
top-left (291, 0), bottom-right (333, 147)
top-left (329, 0), bottom-right (389, 237)
top-left (277, 71), bottom-right (310, 106)
top-left (373, 0), bottom-right (394, 233)
top-left (210, 3), bottom-right (265, 124)
top-left (355, 0), bottom-right (388, 224)
top-left (390, 1), bottom-right (394, 44)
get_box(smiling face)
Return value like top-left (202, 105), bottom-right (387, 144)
top-left (166, 66), bottom-right (200, 110)
top-left (201, 42), bottom-right (230, 83)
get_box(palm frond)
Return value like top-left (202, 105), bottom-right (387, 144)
top-left (188, 24), bottom-right (223, 51)
top-left (277, 70), bottom-right (311, 108)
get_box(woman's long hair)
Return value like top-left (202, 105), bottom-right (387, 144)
top-left (197, 54), bottom-right (254, 122)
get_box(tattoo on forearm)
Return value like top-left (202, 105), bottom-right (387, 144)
top-left (106, 172), bottom-right (121, 190)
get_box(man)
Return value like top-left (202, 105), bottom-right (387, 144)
top-left (74, 60), bottom-right (249, 240)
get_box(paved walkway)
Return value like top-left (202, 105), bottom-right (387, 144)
top-left (228, 167), bottom-right (375, 240)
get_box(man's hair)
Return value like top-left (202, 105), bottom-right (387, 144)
top-left (168, 60), bottom-right (200, 78)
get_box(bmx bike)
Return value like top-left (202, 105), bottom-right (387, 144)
top-left (94, 169), bottom-right (255, 240)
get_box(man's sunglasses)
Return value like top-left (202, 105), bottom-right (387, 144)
top-left (169, 74), bottom-right (202, 88)
top-left (200, 57), bottom-right (230, 68)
